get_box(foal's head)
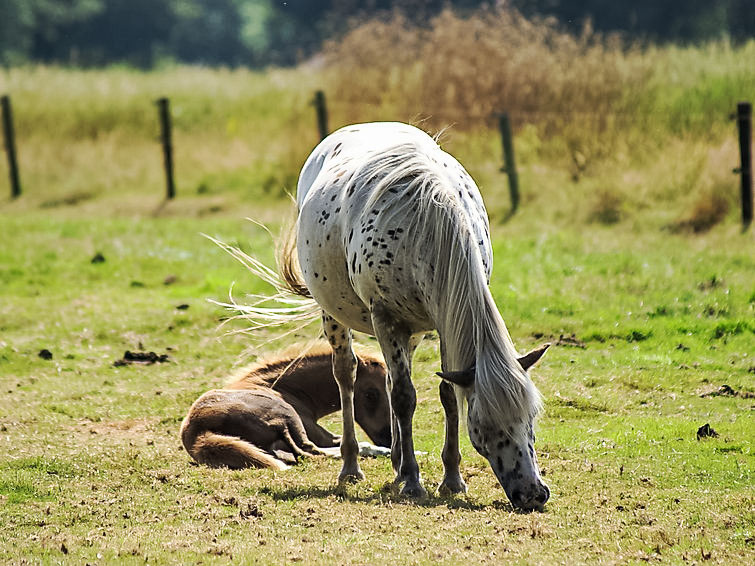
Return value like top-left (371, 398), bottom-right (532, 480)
top-left (353, 353), bottom-right (392, 448)
top-left (439, 344), bottom-right (550, 511)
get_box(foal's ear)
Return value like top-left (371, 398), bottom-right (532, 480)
top-left (517, 343), bottom-right (550, 371)
top-left (436, 367), bottom-right (475, 388)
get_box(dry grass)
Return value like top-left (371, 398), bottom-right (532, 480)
top-left (323, 8), bottom-right (652, 130)
top-left (668, 189), bottom-right (732, 233)
top-left (0, 10), bottom-right (752, 229)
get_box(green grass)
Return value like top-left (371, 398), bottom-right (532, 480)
top-left (0, 42), bottom-right (753, 561)
top-left (0, 209), bottom-right (752, 564)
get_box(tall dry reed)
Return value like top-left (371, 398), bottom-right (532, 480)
top-left (322, 8), bottom-right (652, 132)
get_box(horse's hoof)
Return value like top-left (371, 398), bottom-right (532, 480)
top-left (438, 477), bottom-right (467, 495)
top-left (400, 481), bottom-right (427, 498)
top-left (338, 468), bottom-right (365, 484)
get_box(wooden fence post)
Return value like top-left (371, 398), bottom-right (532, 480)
top-left (156, 97), bottom-right (175, 200)
top-left (1, 95), bottom-right (21, 198)
top-left (734, 102), bottom-right (752, 229)
top-left (313, 90), bottom-right (329, 141)
top-left (498, 113), bottom-right (519, 215)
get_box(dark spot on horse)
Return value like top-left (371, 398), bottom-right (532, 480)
top-left (331, 324), bottom-right (338, 332)
top-left (496, 456), bottom-right (504, 472)
top-left (334, 207), bottom-right (341, 213)
top-left (330, 194), bottom-right (337, 201)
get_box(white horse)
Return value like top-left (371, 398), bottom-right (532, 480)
top-left (274, 122), bottom-right (550, 509)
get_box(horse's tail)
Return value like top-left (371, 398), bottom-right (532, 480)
top-left (203, 221), bottom-right (320, 335)
top-left (278, 220), bottom-right (311, 298)
top-left (182, 426), bottom-right (290, 471)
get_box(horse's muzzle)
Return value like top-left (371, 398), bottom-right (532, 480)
top-left (510, 481), bottom-right (550, 511)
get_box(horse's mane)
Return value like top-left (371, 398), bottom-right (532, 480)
top-left (343, 141), bottom-right (542, 437)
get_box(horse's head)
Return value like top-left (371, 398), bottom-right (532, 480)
top-left (354, 355), bottom-right (392, 447)
top-left (439, 344), bottom-right (550, 511)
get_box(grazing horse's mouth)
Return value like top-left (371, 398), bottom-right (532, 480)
top-left (508, 483), bottom-right (550, 512)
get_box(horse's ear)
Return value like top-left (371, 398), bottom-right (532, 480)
top-left (436, 367), bottom-right (475, 387)
top-left (517, 343), bottom-right (550, 371)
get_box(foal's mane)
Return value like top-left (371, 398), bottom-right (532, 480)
top-left (344, 141), bottom-right (542, 435)
top-left (227, 341), bottom-right (384, 389)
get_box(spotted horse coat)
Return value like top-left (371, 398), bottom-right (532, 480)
top-left (287, 122), bottom-right (550, 510)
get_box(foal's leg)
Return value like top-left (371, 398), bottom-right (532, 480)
top-left (279, 415), bottom-right (331, 458)
top-left (438, 380), bottom-right (467, 494)
top-left (299, 417), bottom-right (341, 448)
top-left (372, 310), bottom-right (425, 497)
top-left (322, 312), bottom-right (363, 482)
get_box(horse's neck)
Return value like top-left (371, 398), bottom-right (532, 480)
top-left (267, 354), bottom-right (341, 419)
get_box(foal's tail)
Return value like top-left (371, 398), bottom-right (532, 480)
top-left (184, 429), bottom-right (290, 471)
top-left (204, 221), bottom-right (319, 335)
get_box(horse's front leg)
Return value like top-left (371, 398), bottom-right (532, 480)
top-left (438, 380), bottom-right (467, 494)
top-left (372, 309), bottom-right (426, 497)
top-left (322, 312), bottom-right (363, 483)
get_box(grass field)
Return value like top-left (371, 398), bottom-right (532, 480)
top-left (0, 206), bottom-right (753, 564)
top-left (1, 18), bottom-right (754, 563)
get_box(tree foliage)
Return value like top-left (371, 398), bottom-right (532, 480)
top-left (0, 0), bottom-right (752, 67)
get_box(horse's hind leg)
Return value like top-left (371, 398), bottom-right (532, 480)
top-left (322, 312), bottom-right (364, 482)
top-left (371, 307), bottom-right (425, 497)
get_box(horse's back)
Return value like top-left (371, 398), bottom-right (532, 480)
top-left (295, 121), bottom-right (491, 334)
top-left (297, 122), bottom-right (438, 208)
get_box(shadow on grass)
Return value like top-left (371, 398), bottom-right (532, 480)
top-left (258, 482), bottom-right (534, 513)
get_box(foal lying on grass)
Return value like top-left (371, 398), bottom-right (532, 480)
top-left (181, 343), bottom-right (391, 470)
